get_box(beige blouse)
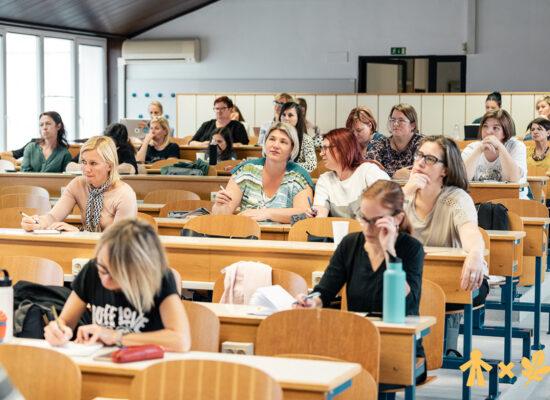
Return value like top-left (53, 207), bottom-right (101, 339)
top-left (44, 176), bottom-right (137, 231)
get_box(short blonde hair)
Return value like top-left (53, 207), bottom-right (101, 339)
top-left (150, 116), bottom-right (171, 147)
top-left (262, 122), bottom-right (300, 161)
top-left (80, 136), bottom-right (120, 185)
top-left (96, 218), bottom-right (170, 314)
top-left (275, 93), bottom-right (294, 103)
top-left (149, 101), bottom-right (163, 114)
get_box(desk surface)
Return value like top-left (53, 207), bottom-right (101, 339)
top-left (486, 230), bottom-right (526, 240)
top-left (14, 339), bottom-right (360, 394)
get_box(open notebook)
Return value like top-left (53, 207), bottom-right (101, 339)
top-left (248, 285), bottom-right (296, 316)
top-left (16, 338), bottom-right (103, 357)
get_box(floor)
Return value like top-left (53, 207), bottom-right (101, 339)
top-left (401, 271), bottom-right (550, 399)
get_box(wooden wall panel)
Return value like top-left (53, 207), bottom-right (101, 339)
top-left (511, 94), bottom-right (535, 137)
top-left (255, 95), bottom-right (275, 127)
top-left (465, 95), bottom-right (486, 123)
top-left (315, 96), bottom-right (337, 133)
top-left (336, 95), bottom-right (357, 128)
top-left (443, 95), bottom-right (466, 138)
top-left (196, 95), bottom-right (216, 131)
top-left (177, 95), bottom-right (196, 137)
top-left (421, 95), bottom-right (443, 135)
top-left (234, 95), bottom-right (255, 134)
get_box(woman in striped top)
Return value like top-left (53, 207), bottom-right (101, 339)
top-left (213, 122), bottom-right (314, 223)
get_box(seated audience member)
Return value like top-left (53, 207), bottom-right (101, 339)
top-left (462, 109), bottom-right (528, 198)
top-left (279, 102), bottom-right (317, 172)
top-left (136, 116), bottom-right (180, 163)
top-left (258, 93), bottom-right (294, 144)
top-left (296, 97), bottom-right (322, 147)
top-left (295, 180), bottom-right (425, 377)
top-left (204, 127), bottom-right (237, 162)
top-left (345, 106), bottom-right (384, 155)
top-left (44, 218), bottom-right (191, 352)
top-left (525, 117), bottom-right (550, 170)
top-left (21, 111), bottom-right (72, 173)
top-left (524, 96), bottom-right (550, 139)
top-left (148, 101), bottom-right (164, 119)
top-left (403, 135), bottom-right (488, 355)
top-left (189, 96), bottom-right (249, 146)
top-left (230, 105), bottom-right (250, 137)
top-left (472, 92), bottom-right (502, 124)
top-left (307, 128), bottom-right (390, 219)
top-left (21, 136), bottom-right (137, 232)
top-left (66, 123), bottom-right (138, 174)
top-left (365, 103), bottom-right (423, 178)
top-left (213, 122), bottom-right (313, 223)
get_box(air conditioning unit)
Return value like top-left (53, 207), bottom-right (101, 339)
top-left (121, 39), bottom-right (200, 63)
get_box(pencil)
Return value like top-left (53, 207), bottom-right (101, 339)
top-left (218, 184), bottom-right (232, 201)
top-left (19, 211), bottom-right (39, 224)
top-left (51, 305), bottom-right (62, 331)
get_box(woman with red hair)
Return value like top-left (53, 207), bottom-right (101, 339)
top-left (307, 128), bottom-right (389, 219)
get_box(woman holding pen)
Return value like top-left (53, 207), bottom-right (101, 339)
top-left (213, 122), bottom-right (313, 223)
top-left (44, 218), bottom-right (191, 352)
top-left (306, 128), bottom-right (389, 219)
top-left (21, 136), bottom-right (137, 232)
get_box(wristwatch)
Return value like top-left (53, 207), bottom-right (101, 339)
top-left (116, 329), bottom-right (125, 347)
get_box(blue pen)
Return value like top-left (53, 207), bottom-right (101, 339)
top-left (307, 197), bottom-right (317, 216)
top-left (293, 292), bottom-right (321, 305)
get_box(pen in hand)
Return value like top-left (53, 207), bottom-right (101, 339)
top-left (293, 292), bottom-right (321, 305)
top-left (20, 211), bottom-right (39, 224)
top-left (307, 198), bottom-right (317, 216)
top-left (218, 184), bottom-right (232, 201)
top-left (51, 305), bottom-right (62, 331)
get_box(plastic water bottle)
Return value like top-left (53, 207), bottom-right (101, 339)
top-left (383, 254), bottom-right (405, 323)
top-left (452, 123), bottom-right (460, 141)
top-left (209, 139), bottom-right (218, 166)
top-left (0, 270), bottom-right (13, 343)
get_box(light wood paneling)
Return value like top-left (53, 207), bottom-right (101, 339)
top-left (443, 94), bottom-right (466, 138)
top-left (255, 94), bottom-right (275, 127)
top-left (196, 95), bottom-right (215, 131)
top-left (421, 95), bottom-right (443, 135)
top-left (298, 94), bottom-right (317, 127)
top-left (465, 95), bottom-right (486, 123)
top-left (336, 95), bottom-right (358, 128)
top-left (234, 95), bottom-right (256, 131)
top-left (316, 95), bottom-right (337, 133)
top-left (501, 94), bottom-right (512, 114)
top-left (378, 95), bottom-right (400, 135)
top-left (512, 94), bottom-right (535, 137)
top-left (177, 95), bottom-right (196, 137)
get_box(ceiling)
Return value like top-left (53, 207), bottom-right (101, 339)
top-left (0, 0), bottom-right (218, 39)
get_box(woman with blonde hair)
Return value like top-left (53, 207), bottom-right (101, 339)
top-left (44, 218), bottom-right (191, 352)
top-left (21, 136), bottom-right (137, 232)
top-left (524, 96), bottom-right (550, 139)
top-left (136, 116), bottom-right (180, 163)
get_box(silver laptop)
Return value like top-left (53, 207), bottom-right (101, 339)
top-left (120, 118), bottom-right (150, 139)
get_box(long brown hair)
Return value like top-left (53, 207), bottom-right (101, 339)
top-left (361, 180), bottom-right (412, 234)
top-left (419, 136), bottom-right (469, 191)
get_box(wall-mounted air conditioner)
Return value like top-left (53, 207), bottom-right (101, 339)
top-left (121, 39), bottom-right (200, 63)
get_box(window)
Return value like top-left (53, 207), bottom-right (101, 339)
top-left (0, 26), bottom-right (106, 153)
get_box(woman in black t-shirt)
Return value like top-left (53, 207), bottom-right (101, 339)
top-left (136, 116), bottom-right (180, 163)
top-left (44, 218), bottom-right (191, 352)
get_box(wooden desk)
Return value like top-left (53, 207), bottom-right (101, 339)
top-left (527, 176), bottom-right (548, 204)
top-left (0, 172), bottom-right (230, 200)
top-left (486, 230), bottom-right (525, 277)
top-left (179, 145), bottom-right (262, 161)
top-left (14, 340), bottom-right (360, 400)
top-left (197, 303), bottom-right (434, 389)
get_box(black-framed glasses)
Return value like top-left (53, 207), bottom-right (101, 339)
top-left (320, 145), bottom-right (335, 153)
top-left (356, 209), bottom-right (401, 228)
top-left (414, 151), bottom-right (445, 166)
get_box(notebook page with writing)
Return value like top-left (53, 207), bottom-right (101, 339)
top-left (248, 285), bottom-right (296, 315)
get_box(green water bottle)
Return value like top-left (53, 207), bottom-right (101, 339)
top-left (383, 254), bottom-right (405, 323)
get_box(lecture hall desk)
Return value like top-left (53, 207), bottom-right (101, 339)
top-left (13, 339), bottom-right (360, 400)
top-left (197, 303), bottom-right (435, 391)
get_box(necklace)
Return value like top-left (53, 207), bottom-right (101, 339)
top-left (532, 146), bottom-right (549, 162)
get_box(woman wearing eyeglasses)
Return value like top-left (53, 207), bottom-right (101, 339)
top-left (189, 96), bottom-right (249, 146)
top-left (403, 135), bottom-right (488, 355)
top-left (307, 128), bottom-right (389, 219)
top-left (365, 103), bottom-right (423, 178)
top-left (462, 109), bottom-right (528, 199)
top-left (44, 218), bottom-right (191, 352)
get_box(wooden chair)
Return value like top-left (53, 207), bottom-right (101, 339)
top-left (150, 158), bottom-right (189, 169)
top-left (212, 267), bottom-right (308, 303)
top-left (0, 343), bottom-right (81, 400)
top-left (0, 207), bottom-right (41, 228)
top-left (182, 300), bottom-right (220, 351)
top-left (255, 308), bottom-right (380, 383)
top-left (278, 354), bottom-right (377, 400)
top-left (309, 162), bottom-right (330, 179)
top-left (184, 214), bottom-right (261, 239)
top-left (130, 359), bottom-right (282, 400)
top-left (0, 185), bottom-right (50, 199)
top-left (288, 217), bottom-right (362, 241)
top-left (159, 199), bottom-right (214, 217)
top-left (491, 198), bottom-right (548, 218)
top-left (214, 159), bottom-right (240, 172)
top-left (0, 255), bottom-right (64, 286)
top-left (181, 135), bottom-right (194, 145)
top-left (137, 212), bottom-right (158, 231)
top-left (171, 137), bottom-right (190, 145)
top-left (143, 189), bottom-right (200, 203)
top-left (0, 193), bottom-right (51, 213)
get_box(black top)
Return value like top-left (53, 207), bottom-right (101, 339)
top-left (72, 260), bottom-right (178, 333)
top-left (314, 232), bottom-right (424, 316)
top-left (11, 139), bottom-right (37, 159)
top-left (191, 120), bottom-right (249, 145)
top-left (72, 147), bottom-right (138, 173)
top-left (142, 142), bottom-right (180, 163)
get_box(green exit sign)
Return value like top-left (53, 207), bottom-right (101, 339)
top-left (391, 47), bottom-right (406, 55)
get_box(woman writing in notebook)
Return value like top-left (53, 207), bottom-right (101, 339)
top-left (21, 136), bottom-right (137, 232)
top-left (213, 122), bottom-right (313, 223)
top-left (44, 218), bottom-right (191, 352)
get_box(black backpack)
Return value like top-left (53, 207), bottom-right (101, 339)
top-left (476, 202), bottom-right (509, 231)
